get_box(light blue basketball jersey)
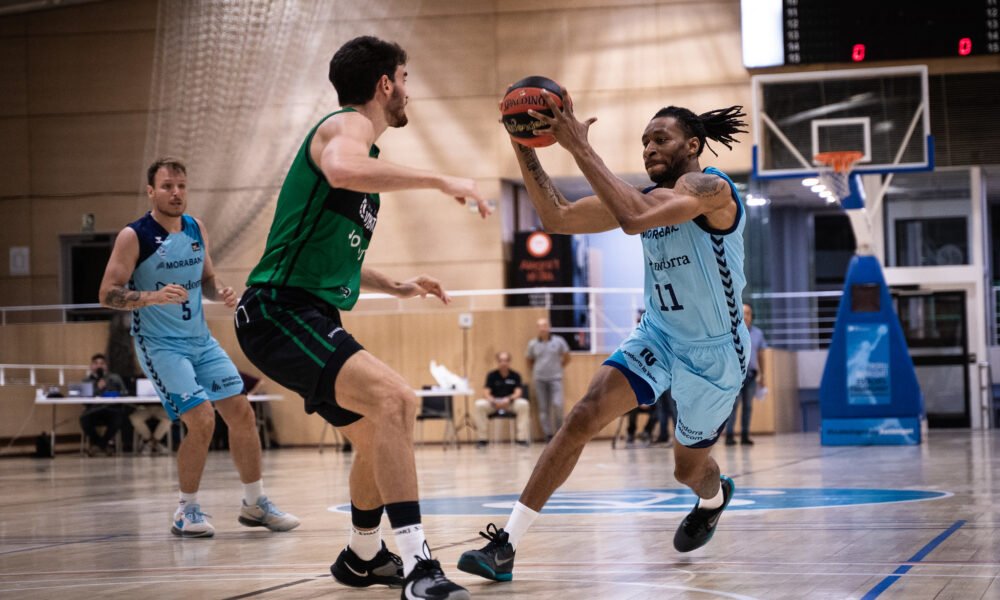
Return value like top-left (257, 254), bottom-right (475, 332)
top-left (128, 213), bottom-right (209, 339)
top-left (639, 167), bottom-right (748, 366)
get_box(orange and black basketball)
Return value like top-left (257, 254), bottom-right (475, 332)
top-left (499, 75), bottom-right (564, 148)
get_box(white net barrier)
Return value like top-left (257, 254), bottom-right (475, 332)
top-left (142, 1), bottom-right (422, 271)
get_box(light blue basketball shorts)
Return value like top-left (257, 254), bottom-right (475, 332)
top-left (604, 320), bottom-right (749, 447)
top-left (134, 334), bottom-right (245, 421)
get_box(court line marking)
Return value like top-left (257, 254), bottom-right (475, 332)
top-left (219, 577), bottom-right (317, 599)
top-left (861, 519), bottom-right (967, 599)
top-left (502, 576), bottom-right (762, 600)
top-left (5, 557), bottom-right (1000, 580)
top-left (7, 564), bottom-right (999, 591)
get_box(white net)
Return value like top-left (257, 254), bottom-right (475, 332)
top-left (817, 169), bottom-right (852, 203)
top-left (814, 151), bottom-right (862, 203)
top-left (142, 1), bottom-right (421, 275)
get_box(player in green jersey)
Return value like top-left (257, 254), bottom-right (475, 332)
top-left (236, 36), bottom-right (487, 600)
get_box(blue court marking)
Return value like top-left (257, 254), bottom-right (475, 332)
top-left (860, 519), bottom-right (966, 600)
top-left (329, 487), bottom-right (950, 516)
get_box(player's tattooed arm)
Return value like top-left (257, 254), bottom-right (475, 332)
top-left (675, 172), bottom-right (728, 198)
top-left (102, 284), bottom-right (186, 310)
top-left (512, 142), bottom-right (618, 234)
top-left (103, 286), bottom-right (144, 309)
top-left (99, 227), bottom-right (188, 310)
top-left (518, 144), bottom-right (567, 208)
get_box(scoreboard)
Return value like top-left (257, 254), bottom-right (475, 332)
top-left (742, 0), bottom-right (1000, 68)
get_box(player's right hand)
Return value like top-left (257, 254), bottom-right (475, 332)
top-left (439, 176), bottom-right (491, 218)
top-left (158, 283), bottom-right (188, 305)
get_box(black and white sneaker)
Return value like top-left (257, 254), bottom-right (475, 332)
top-left (673, 475), bottom-right (735, 552)
top-left (331, 541), bottom-right (404, 588)
top-left (456, 523), bottom-right (515, 582)
top-left (401, 543), bottom-right (469, 600)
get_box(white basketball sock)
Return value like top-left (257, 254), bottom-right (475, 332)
top-left (243, 479), bottom-right (264, 505)
top-left (697, 485), bottom-right (724, 510)
top-left (350, 525), bottom-right (382, 561)
top-left (178, 491), bottom-right (198, 510)
top-left (392, 523), bottom-right (426, 577)
top-left (504, 502), bottom-right (539, 549)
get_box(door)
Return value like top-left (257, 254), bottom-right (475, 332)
top-left (893, 290), bottom-right (970, 428)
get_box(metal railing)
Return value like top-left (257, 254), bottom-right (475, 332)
top-left (0, 288), bottom-right (849, 353)
top-left (0, 364), bottom-right (90, 386)
top-left (0, 288), bottom-right (906, 353)
top-left (749, 290), bottom-right (844, 350)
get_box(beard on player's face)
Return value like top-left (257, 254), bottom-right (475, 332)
top-left (387, 87), bottom-right (408, 128)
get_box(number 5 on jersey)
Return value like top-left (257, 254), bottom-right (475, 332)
top-left (654, 283), bottom-right (684, 312)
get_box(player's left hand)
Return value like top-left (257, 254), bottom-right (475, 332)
top-left (397, 275), bottom-right (451, 305)
top-left (528, 88), bottom-right (597, 150)
top-left (217, 286), bottom-right (238, 308)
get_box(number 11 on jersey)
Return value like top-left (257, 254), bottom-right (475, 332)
top-left (654, 283), bottom-right (684, 312)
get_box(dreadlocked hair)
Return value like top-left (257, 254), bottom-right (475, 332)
top-left (652, 105), bottom-right (747, 157)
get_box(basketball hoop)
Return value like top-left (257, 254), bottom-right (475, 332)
top-left (814, 151), bottom-right (864, 203)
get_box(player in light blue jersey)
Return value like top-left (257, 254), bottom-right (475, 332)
top-left (459, 96), bottom-right (749, 582)
top-left (99, 158), bottom-right (299, 538)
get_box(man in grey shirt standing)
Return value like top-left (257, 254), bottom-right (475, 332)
top-left (526, 318), bottom-right (570, 442)
top-left (726, 303), bottom-right (767, 446)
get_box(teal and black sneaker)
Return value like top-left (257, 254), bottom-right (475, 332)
top-left (673, 475), bottom-right (735, 552)
top-left (456, 523), bottom-right (515, 582)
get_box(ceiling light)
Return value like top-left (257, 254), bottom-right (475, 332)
top-left (810, 184), bottom-right (826, 193)
top-left (801, 177), bottom-right (819, 186)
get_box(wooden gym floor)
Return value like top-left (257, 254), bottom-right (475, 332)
top-left (1, 431), bottom-right (998, 599)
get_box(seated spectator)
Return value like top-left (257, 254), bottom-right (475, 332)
top-left (474, 352), bottom-right (530, 448)
top-left (625, 405), bottom-right (658, 447)
top-left (130, 404), bottom-right (171, 454)
top-left (79, 353), bottom-right (128, 456)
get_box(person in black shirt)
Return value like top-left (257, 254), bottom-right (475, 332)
top-left (474, 352), bottom-right (530, 447)
top-left (79, 353), bottom-right (128, 456)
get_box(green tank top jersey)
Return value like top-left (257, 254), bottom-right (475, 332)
top-left (246, 108), bottom-right (379, 310)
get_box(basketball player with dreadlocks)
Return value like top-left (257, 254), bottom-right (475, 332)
top-left (457, 91), bottom-right (750, 582)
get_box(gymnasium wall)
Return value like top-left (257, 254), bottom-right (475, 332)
top-left (0, 0), bottom-right (752, 309)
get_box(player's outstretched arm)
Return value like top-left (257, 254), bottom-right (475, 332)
top-left (527, 89), bottom-right (668, 234)
top-left (360, 266), bottom-right (451, 305)
top-left (619, 173), bottom-right (734, 233)
top-left (512, 140), bottom-right (619, 234)
top-left (317, 111), bottom-right (491, 218)
top-left (99, 227), bottom-right (188, 310)
top-left (193, 217), bottom-right (237, 308)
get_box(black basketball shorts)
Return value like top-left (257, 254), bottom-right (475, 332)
top-left (235, 286), bottom-right (364, 427)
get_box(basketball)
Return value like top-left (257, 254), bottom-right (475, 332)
top-left (500, 75), bottom-right (564, 148)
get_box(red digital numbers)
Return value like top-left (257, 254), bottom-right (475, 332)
top-left (852, 43), bottom-right (866, 61)
top-left (958, 37), bottom-right (973, 55)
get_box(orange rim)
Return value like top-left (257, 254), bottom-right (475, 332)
top-left (814, 151), bottom-right (863, 173)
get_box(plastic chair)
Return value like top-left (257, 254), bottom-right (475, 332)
top-left (416, 387), bottom-right (459, 450)
top-left (488, 410), bottom-right (517, 445)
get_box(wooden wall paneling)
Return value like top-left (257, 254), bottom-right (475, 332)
top-left (26, 31), bottom-right (154, 115)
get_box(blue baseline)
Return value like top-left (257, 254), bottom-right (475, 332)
top-left (860, 519), bottom-right (966, 600)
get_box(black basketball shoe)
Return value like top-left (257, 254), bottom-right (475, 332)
top-left (331, 541), bottom-right (404, 588)
top-left (673, 475), bottom-right (735, 552)
top-left (456, 523), bottom-right (515, 582)
top-left (402, 542), bottom-right (470, 600)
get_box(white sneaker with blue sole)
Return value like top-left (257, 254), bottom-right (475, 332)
top-left (171, 503), bottom-right (215, 538)
top-left (238, 495), bottom-right (300, 532)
